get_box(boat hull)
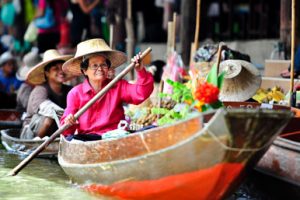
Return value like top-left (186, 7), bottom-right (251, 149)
top-left (0, 109), bottom-right (22, 130)
top-left (1, 129), bottom-right (59, 157)
top-left (59, 109), bottom-right (292, 200)
top-left (224, 101), bottom-right (300, 186)
top-left (256, 132), bottom-right (300, 186)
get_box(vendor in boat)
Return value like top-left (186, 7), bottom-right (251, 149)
top-left (20, 49), bottom-right (73, 139)
top-left (61, 38), bottom-right (154, 141)
top-left (16, 48), bottom-right (41, 113)
top-left (0, 51), bottom-right (23, 108)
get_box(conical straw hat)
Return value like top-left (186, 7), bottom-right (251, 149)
top-left (62, 38), bottom-right (127, 76)
top-left (26, 49), bottom-right (73, 85)
top-left (219, 59), bottom-right (262, 102)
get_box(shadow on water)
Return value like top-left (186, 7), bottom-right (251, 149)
top-left (229, 169), bottom-right (300, 200)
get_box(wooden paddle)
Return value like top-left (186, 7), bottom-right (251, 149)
top-left (8, 47), bottom-right (152, 176)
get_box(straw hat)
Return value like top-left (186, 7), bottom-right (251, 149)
top-left (16, 49), bottom-right (41, 81)
top-left (26, 49), bottom-right (73, 85)
top-left (0, 51), bottom-right (15, 65)
top-left (62, 38), bottom-right (127, 76)
top-left (218, 59), bottom-right (262, 102)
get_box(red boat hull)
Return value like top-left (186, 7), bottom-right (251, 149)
top-left (84, 163), bottom-right (244, 200)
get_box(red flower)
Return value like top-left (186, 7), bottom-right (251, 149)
top-left (194, 82), bottom-right (219, 104)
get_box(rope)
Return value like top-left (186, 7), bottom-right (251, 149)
top-left (206, 128), bottom-right (274, 152)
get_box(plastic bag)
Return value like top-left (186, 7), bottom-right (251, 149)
top-left (24, 22), bottom-right (38, 42)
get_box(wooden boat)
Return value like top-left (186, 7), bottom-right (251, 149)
top-left (223, 101), bottom-right (300, 133)
top-left (0, 109), bottom-right (22, 130)
top-left (224, 101), bottom-right (300, 187)
top-left (58, 108), bottom-right (292, 200)
top-left (1, 129), bottom-right (59, 157)
top-left (256, 131), bottom-right (300, 187)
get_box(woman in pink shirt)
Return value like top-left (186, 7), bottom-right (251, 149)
top-left (61, 38), bottom-right (154, 141)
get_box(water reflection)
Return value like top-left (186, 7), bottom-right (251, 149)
top-left (0, 150), bottom-right (99, 200)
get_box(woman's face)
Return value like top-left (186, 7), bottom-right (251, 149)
top-left (84, 55), bottom-right (109, 82)
top-left (45, 62), bottom-right (66, 84)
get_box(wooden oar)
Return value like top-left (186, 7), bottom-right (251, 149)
top-left (8, 47), bottom-right (152, 176)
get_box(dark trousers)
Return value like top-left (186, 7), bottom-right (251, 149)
top-left (66, 134), bottom-right (102, 142)
top-left (37, 32), bottom-right (60, 53)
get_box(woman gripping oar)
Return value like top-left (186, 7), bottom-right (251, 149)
top-left (61, 39), bottom-right (154, 141)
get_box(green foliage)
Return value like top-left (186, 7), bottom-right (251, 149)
top-left (206, 63), bottom-right (225, 89)
top-left (154, 63), bottom-right (225, 126)
top-left (165, 79), bottom-right (193, 104)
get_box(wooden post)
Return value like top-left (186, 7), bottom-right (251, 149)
top-left (179, 0), bottom-right (196, 66)
top-left (172, 12), bottom-right (177, 50)
top-left (166, 13), bottom-right (177, 58)
top-left (126, 0), bottom-right (135, 80)
top-left (189, 0), bottom-right (201, 66)
top-left (289, 0), bottom-right (296, 106)
top-left (216, 43), bottom-right (224, 75)
top-left (167, 22), bottom-right (174, 57)
top-left (280, 0), bottom-right (291, 57)
top-left (109, 24), bottom-right (114, 49)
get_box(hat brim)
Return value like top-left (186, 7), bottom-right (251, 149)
top-left (62, 50), bottom-right (127, 76)
top-left (26, 55), bottom-right (73, 85)
top-left (0, 57), bottom-right (15, 66)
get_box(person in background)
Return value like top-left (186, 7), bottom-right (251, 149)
top-left (20, 49), bottom-right (73, 139)
top-left (0, 51), bottom-right (23, 108)
top-left (68, 0), bottom-right (100, 48)
top-left (16, 48), bottom-right (41, 113)
top-left (281, 44), bottom-right (300, 78)
top-left (35, 0), bottom-right (68, 53)
top-left (61, 38), bottom-right (154, 141)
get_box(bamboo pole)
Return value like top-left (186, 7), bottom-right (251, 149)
top-left (189, 0), bottom-right (201, 66)
top-left (167, 12), bottom-right (177, 57)
top-left (216, 42), bottom-right (225, 75)
top-left (289, 0), bottom-right (296, 106)
top-left (126, 0), bottom-right (135, 80)
top-left (8, 48), bottom-right (152, 176)
top-left (109, 24), bottom-right (114, 49)
top-left (173, 12), bottom-right (177, 50)
top-left (167, 22), bottom-right (174, 57)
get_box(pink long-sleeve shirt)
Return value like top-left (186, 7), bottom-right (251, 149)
top-left (61, 68), bottom-right (154, 136)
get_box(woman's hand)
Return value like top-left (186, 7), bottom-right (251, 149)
top-left (131, 52), bottom-right (144, 71)
top-left (64, 114), bottom-right (78, 126)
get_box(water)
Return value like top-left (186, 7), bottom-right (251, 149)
top-left (1, 147), bottom-right (299, 200)
top-left (0, 149), bottom-right (100, 200)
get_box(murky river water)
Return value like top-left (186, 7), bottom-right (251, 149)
top-left (0, 149), bottom-right (101, 200)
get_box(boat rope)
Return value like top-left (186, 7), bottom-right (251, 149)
top-left (139, 134), bottom-right (151, 153)
top-left (206, 129), bottom-right (274, 152)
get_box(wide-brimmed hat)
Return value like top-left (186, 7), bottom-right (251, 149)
top-left (218, 59), bottom-right (262, 102)
top-left (62, 38), bottom-right (127, 76)
top-left (26, 49), bottom-right (73, 85)
top-left (0, 51), bottom-right (15, 66)
top-left (16, 49), bottom-right (41, 81)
